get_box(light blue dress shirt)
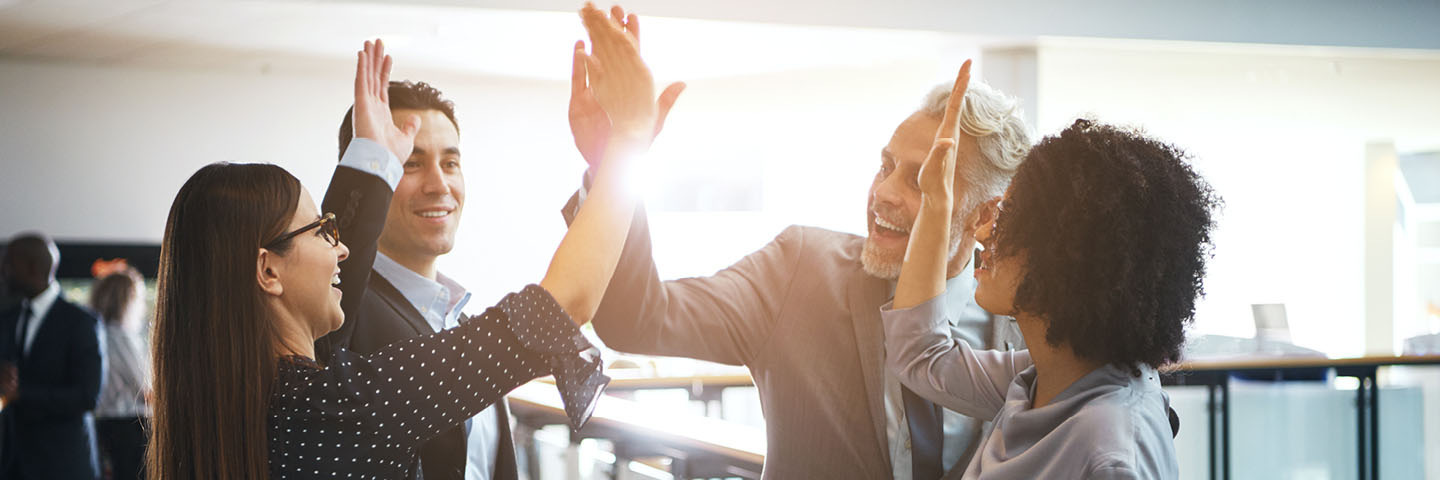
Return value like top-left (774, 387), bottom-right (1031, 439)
top-left (338, 138), bottom-right (403, 190)
top-left (372, 252), bottom-right (502, 480)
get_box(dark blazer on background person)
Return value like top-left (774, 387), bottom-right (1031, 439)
top-left (314, 167), bottom-right (519, 480)
top-left (0, 296), bottom-right (106, 480)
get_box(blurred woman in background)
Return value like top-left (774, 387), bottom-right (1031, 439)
top-left (89, 262), bottom-right (151, 480)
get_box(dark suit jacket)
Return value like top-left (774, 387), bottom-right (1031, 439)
top-left (315, 167), bottom-right (518, 480)
top-left (0, 296), bottom-right (105, 480)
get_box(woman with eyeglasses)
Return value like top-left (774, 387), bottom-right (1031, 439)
top-left (880, 63), bottom-right (1218, 479)
top-left (146, 6), bottom-right (651, 479)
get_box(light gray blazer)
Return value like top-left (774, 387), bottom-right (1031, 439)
top-left (579, 204), bottom-right (1024, 479)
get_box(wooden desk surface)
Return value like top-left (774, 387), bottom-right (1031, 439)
top-left (508, 382), bottom-right (766, 465)
top-left (1167, 354), bottom-right (1440, 373)
top-left (536, 370), bottom-right (755, 390)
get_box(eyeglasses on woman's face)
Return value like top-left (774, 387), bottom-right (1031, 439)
top-left (264, 212), bottom-right (340, 250)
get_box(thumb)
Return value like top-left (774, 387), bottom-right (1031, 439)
top-left (402, 114), bottom-right (422, 137)
top-left (653, 81), bottom-right (686, 136)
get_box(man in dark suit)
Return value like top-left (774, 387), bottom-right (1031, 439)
top-left (316, 81), bottom-right (518, 480)
top-left (1, 233), bottom-right (106, 480)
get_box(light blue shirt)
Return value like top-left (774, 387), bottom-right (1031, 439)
top-left (372, 254), bottom-right (501, 480)
top-left (881, 292), bottom-right (1179, 479)
top-left (338, 137), bottom-right (403, 190)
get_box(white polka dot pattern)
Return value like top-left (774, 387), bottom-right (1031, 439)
top-left (267, 284), bottom-right (609, 479)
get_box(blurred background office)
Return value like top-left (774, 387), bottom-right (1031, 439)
top-left (2, 1), bottom-right (1438, 479)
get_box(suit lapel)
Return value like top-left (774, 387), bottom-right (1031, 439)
top-left (368, 273), bottom-right (433, 337)
top-left (492, 400), bottom-right (519, 480)
top-left (848, 271), bottom-right (893, 467)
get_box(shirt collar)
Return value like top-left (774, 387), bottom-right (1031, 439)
top-left (373, 252), bottom-right (471, 331)
top-left (25, 281), bottom-right (61, 319)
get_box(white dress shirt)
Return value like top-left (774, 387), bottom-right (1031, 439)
top-left (372, 252), bottom-right (501, 480)
top-left (16, 281), bottom-right (61, 356)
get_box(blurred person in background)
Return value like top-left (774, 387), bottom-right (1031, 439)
top-left (89, 262), bottom-right (151, 480)
top-left (0, 232), bottom-right (106, 480)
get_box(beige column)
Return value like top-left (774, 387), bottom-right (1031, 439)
top-left (1364, 142), bottom-right (1398, 355)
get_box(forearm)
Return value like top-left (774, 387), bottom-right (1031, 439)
top-left (894, 199), bottom-right (953, 309)
top-left (883, 297), bottom-right (1028, 419)
top-left (541, 133), bottom-right (646, 325)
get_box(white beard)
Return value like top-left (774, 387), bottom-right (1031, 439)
top-left (859, 206), bottom-right (967, 280)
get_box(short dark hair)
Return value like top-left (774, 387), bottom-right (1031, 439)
top-left (992, 119), bottom-right (1220, 374)
top-left (337, 80), bottom-right (458, 160)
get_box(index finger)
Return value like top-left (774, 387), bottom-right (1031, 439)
top-left (937, 59), bottom-right (972, 140)
top-left (571, 40), bottom-right (587, 96)
top-left (626, 13), bottom-right (640, 45)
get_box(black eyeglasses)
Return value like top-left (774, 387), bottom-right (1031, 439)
top-left (264, 212), bottom-right (340, 249)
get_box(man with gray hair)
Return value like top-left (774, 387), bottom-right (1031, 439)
top-left (564, 56), bottom-right (1031, 479)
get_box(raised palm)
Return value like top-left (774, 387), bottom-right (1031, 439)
top-left (570, 5), bottom-right (684, 167)
top-left (353, 39), bottom-right (420, 162)
top-left (917, 60), bottom-right (973, 203)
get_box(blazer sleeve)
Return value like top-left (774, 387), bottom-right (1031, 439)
top-left (565, 195), bottom-right (802, 366)
top-left (16, 306), bottom-right (106, 416)
top-left (315, 139), bottom-right (399, 360)
top-left (881, 295), bottom-right (1031, 420)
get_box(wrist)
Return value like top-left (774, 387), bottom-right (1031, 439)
top-left (920, 195), bottom-right (954, 214)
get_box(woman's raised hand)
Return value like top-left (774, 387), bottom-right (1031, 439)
top-left (578, 3), bottom-right (657, 142)
top-left (892, 60), bottom-right (972, 309)
top-left (917, 60), bottom-right (972, 208)
top-left (353, 39), bottom-right (421, 162)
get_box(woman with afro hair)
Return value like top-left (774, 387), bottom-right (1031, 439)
top-left (882, 62), bottom-right (1219, 479)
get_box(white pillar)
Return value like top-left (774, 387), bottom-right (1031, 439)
top-left (979, 46), bottom-right (1038, 132)
top-left (1364, 142), bottom-right (1398, 355)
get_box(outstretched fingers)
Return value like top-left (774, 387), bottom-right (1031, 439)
top-left (937, 60), bottom-right (971, 141)
top-left (653, 81), bottom-right (686, 136)
top-left (572, 40), bottom-right (589, 96)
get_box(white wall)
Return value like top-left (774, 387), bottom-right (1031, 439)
top-left (8, 38), bottom-right (1440, 358)
top-left (1033, 39), bottom-right (1440, 356)
top-left (0, 51), bottom-right (972, 307)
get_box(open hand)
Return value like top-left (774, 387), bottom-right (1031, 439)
top-left (578, 3), bottom-right (657, 140)
top-left (353, 39), bottom-right (421, 161)
top-left (917, 60), bottom-right (972, 205)
top-left (569, 6), bottom-right (685, 167)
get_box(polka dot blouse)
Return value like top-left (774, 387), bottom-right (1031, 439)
top-left (267, 284), bottom-right (609, 479)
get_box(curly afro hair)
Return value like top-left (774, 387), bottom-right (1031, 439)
top-left (991, 118), bottom-right (1221, 375)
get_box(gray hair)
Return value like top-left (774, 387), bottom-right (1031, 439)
top-left (920, 81), bottom-right (1032, 214)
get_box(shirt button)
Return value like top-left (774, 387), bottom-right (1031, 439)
top-left (369, 161), bottom-right (379, 170)
top-left (905, 439), bottom-right (912, 449)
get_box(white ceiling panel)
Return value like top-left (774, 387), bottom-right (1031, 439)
top-left (1, 0), bottom-right (986, 81)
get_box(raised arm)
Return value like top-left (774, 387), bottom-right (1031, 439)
top-left (316, 39), bottom-right (417, 359)
top-left (539, 3), bottom-right (662, 325)
top-left (884, 61), bottom-right (1030, 418)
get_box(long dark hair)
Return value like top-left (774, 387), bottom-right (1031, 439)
top-left (148, 163), bottom-right (301, 479)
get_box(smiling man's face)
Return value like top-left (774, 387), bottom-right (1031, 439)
top-left (378, 108), bottom-right (464, 266)
top-left (861, 110), bottom-right (981, 279)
